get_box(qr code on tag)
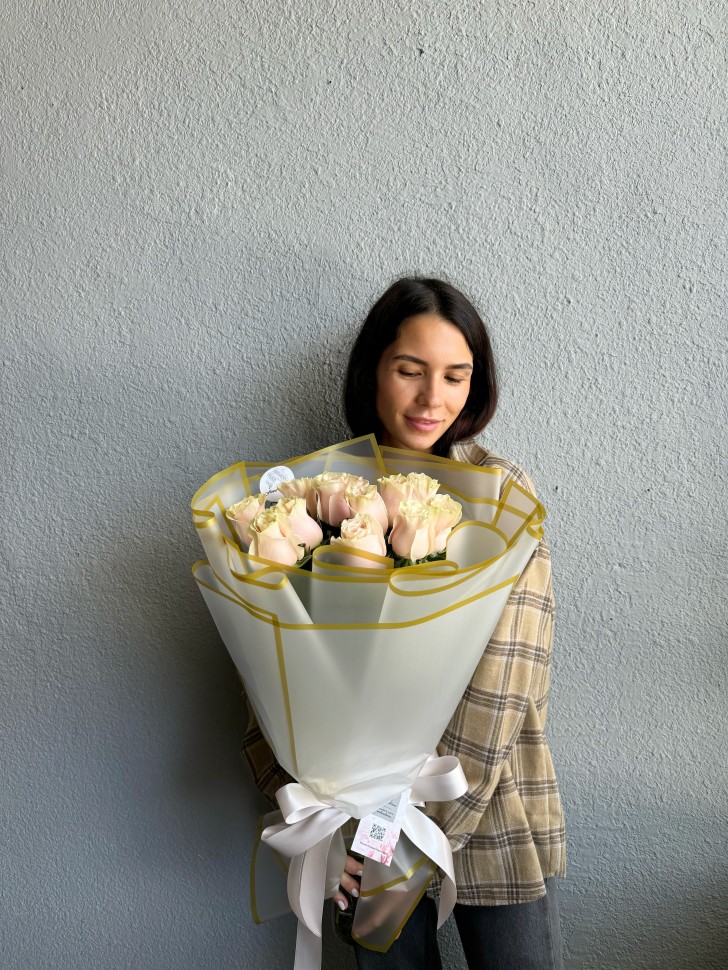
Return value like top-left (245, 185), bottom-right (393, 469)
top-left (370, 823), bottom-right (387, 842)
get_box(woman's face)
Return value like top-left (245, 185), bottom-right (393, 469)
top-left (375, 313), bottom-right (473, 453)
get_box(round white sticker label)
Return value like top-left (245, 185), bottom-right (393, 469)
top-left (259, 465), bottom-right (295, 501)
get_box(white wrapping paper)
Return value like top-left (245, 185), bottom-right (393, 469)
top-left (191, 435), bottom-right (546, 966)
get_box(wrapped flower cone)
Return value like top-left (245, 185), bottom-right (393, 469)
top-left (192, 435), bottom-right (545, 969)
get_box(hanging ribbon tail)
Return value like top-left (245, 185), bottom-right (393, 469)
top-left (286, 831), bottom-right (336, 933)
top-left (294, 922), bottom-right (322, 970)
top-left (261, 790), bottom-right (350, 938)
top-left (407, 755), bottom-right (466, 929)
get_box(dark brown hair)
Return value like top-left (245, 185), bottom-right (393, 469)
top-left (344, 277), bottom-right (498, 457)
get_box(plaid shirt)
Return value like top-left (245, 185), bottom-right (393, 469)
top-left (241, 441), bottom-right (566, 906)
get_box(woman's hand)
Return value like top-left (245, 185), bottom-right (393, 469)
top-left (332, 853), bottom-right (363, 911)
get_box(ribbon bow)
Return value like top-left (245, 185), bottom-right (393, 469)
top-left (261, 756), bottom-right (467, 970)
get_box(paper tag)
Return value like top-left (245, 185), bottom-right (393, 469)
top-left (351, 790), bottom-right (410, 867)
top-left (259, 465), bottom-right (295, 502)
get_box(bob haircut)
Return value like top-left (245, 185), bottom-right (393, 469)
top-left (344, 277), bottom-right (498, 458)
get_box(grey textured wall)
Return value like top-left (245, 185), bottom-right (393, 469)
top-left (2, 2), bottom-right (726, 968)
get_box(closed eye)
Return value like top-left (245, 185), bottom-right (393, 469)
top-left (398, 369), bottom-right (468, 384)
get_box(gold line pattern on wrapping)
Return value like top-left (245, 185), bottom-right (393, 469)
top-left (191, 435), bottom-right (381, 506)
top-left (312, 544), bottom-right (393, 572)
top-left (380, 445), bottom-right (502, 474)
top-left (194, 496), bottom-right (239, 538)
top-left (191, 463), bottom-right (249, 509)
top-left (492, 480), bottom-right (545, 525)
top-left (448, 518), bottom-right (510, 545)
top-left (352, 861), bottom-right (437, 953)
top-left (208, 491), bottom-right (540, 591)
top-left (192, 562), bottom-right (520, 630)
top-left (273, 621), bottom-right (299, 776)
top-left (226, 521), bottom-right (532, 598)
top-left (230, 555), bottom-right (458, 585)
top-left (249, 824), bottom-right (290, 916)
top-left (380, 448), bottom-right (502, 504)
top-left (241, 558), bottom-right (393, 583)
top-left (359, 853), bottom-right (432, 896)
top-left (389, 554), bottom-right (511, 598)
top-left (192, 467), bottom-right (250, 531)
top-left (193, 561), bottom-right (280, 623)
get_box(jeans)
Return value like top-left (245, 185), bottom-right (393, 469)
top-left (353, 879), bottom-right (564, 970)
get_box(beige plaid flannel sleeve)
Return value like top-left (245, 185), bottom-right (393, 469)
top-left (426, 461), bottom-right (556, 850)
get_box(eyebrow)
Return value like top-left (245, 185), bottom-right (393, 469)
top-left (392, 354), bottom-right (473, 371)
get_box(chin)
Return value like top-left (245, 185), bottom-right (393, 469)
top-left (401, 429), bottom-right (442, 452)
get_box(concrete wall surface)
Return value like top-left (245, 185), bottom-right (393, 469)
top-left (2, 1), bottom-right (726, 968)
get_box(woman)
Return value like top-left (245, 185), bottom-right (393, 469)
top-left (243, 277), bottom-right (566, 969)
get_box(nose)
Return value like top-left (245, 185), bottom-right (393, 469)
top-left (416, 376), bottom-right (442, 408)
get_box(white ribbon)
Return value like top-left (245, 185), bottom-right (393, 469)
top-left (261, 755), bottom-right (467, 970)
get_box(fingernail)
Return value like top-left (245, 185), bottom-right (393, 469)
top-left (351, 887), bottom-right (360, 898)
top-left (337, 899), bottom-right (347, 911)
top-left (356, 869), bottom-right (363, 877)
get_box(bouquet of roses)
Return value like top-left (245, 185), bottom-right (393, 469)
top-left (191, 436), bottom-right (545, 969)
top-left (226, 466), bottom-right (463, 570)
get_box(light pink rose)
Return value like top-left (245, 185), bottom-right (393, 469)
top-left (226, 493), bottom-right (266, 548)
top-left (427, 494), bottom-right (463, 553)
top-left (377, 473), bottom-right (440, 526)
top-left (389, 500), bottom-right (437, 562)
top-left (278, 477), bottom-right (317, 518)
top-left (248, 507), bottom-right (304, 566)
top-left (344, 481), bottom-right (389, 535)
top-left (312, 472), bottom-right (363, 527)
top-left (275, 497), bottom-right (323, 552)
top-left (329, 513), bottom-right (387, 562)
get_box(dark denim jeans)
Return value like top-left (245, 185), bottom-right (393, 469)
top-left (353, 879), bottom-right (564, 970)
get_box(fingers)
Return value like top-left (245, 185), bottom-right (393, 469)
top-left (340, 872), bottom-right (360, 896)
top-left (332, 854), bottom-right (364, 911)
top-left (344, 854), bottom-right (364, 877)
top-left (331, 887), bottom-right (356, 911)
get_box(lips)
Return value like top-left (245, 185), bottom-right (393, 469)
top-left (405, 416), bottom-right (441, 433)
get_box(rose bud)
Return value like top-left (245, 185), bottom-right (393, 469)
top-left (248, 507), bottom-right (305, 566)
top-left (278, 476), bottom-right (317, 518)
top-left (274, 497), bottom-right (323, 552)
top-left (389, 500), bottom-right (437, 562)
top-left (312, 472), bottom-right (363, 527)
top-left (345, 480), bottom-right (390, 535)
top-left (377, 472), bottom-right (440, 526)
top-left (376, 474), bottom-right (409, 525)
top-left (329, 513), bottom-right (387, 559)
top-left (226, 493), bottom-right (266, 548)
top-left (405, 472), bottom-right (440, 501)
top-left (427, 494), bottom-right (463, 553)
